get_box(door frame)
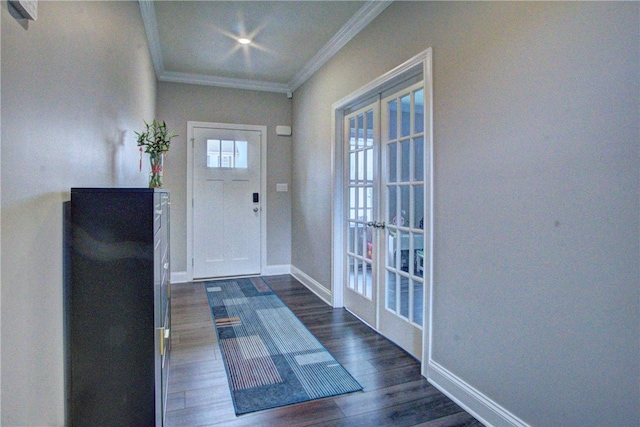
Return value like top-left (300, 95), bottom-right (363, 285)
top-left (186, 121), bottom-right (268, 282)
top-left (331, 49), bottom-right (433, 372)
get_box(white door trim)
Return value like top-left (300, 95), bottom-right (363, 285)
top-left (331, 48), bottom-right (433, 374)
top-left (186, 121), bottom-right (268, 282)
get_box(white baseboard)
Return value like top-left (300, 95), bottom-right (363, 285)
top-left (261, 264), bottom-right (291, 276)
top-left (427, 360), bottom-right (529, 427)
top-left (170, 271), bottom-right (189, 284)
top-left (290, 265), bottom-right (332, 306)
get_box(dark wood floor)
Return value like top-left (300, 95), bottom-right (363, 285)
top-left (166, 274), bottom-right (483, 427)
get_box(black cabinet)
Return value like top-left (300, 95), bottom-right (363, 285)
top-left (69, 188), bottom-right (170, 426)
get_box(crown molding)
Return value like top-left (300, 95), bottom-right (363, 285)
top-left (139, 0), bottom-right (165, 77)
top-left (139, 0), bottom-right (393, 93)
top-left (159, 71), bottom-right (290, 94)
top-left (287, 0), bottom-right (393, 91)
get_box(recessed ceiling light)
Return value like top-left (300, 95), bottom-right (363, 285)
top-left (237, 37), bottom-right (252, 45)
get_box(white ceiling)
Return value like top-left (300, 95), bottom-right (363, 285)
top-left (140, 1), bottom-right (392, 93)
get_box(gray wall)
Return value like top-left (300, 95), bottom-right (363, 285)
top-left (1, 1), bottom-right (156, 424)
top-left (292, 2), bottom-right (639, 425)
top-left (156, 82), bottom-right (292, 274)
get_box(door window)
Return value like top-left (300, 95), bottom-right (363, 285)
top-left (346, 108), bottom-right (375, 299)
top-left (384, 85), bottom-right (425, 327)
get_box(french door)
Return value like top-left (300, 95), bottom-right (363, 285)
top-left (343, 101), bottom-right (379, 327)
top-left (343, 81), bottom-right (425, 359)
top-left (378, 82), bottom-right (426, 358)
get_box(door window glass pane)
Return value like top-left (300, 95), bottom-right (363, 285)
top-left (207, 139), bottom-right (247, 168)
top-left (400, 186), bottom-right (410, 227)
top-left (349, 117), bottom-right (356, 148)
top-left (366, 110), bottom-right (374, 147)
top-left (388, 186), bottom-right (397, 225)
top-left (365, 148), bottom-right (373, 183)
top-left (386, 271), bottom-right (396, 311)
top-left (415, 248), bottom-right (425, 278)
top-left (399, 231), bottom-right (409, 272)
top-left (207, 140), bottom-right (220, 167)
top-left (348, 257), bottom-right (355, 290)
top-left (358, 187), bottom-right (365, 221)
top-left (388, 100), bottom-right (397, 140)
top-left (348, 222), bottom-right (356, 253)
top-left (413, 280), bottom-right (423, 325)
top-left (414, 89), bottom-right (424, 134)
top-left (401, 94), bottom-right (411, 137)
top-left (364, 262), bottom-right (372, 298)
top-left (357, 150), bottom-right (365, 182)
top-left (387, 229), bottom-right (397, 269)
top-left (401, 139), bottom-right (410, 182)
top-left (414, 137), bottom-right (424, 181)
top-left (357, 114), bottom-right (364, 147)
top-left (399, 276), bottom-right (409, 318)
top-left (413, 185), bottom-right (424, 229)
top-left (235, 141), bottom-right (248, 168)
top-left (349, 188), bottom-right (356, 220)
top-left (350, 152), bottom-right (356, 182)
top-left (388, 143), bottom-right (397, 183)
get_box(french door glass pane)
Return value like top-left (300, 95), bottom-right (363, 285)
top-left (401, 140), bottom-right (411, 182)
top-left (366, 148), bottom-right (373, 183)
top-left (350, 152), bottom-right (356, 182)
top-left (414, 89), bottom-right (424, 134)
top-left (387, 229), bottom-right (397, 269)
top-left (357, 150), bottom-right (365, 182)
top-left (401, 94), bottom-right (411, 137)
top-left (400, 277), bottom-right (409, 318)
top-left (414, 137), bottom-right (424, 180)
top-left (388, 100), bottom-right (397, 140)
top-left (348, 258), bottom-right (355, 290)
top-left (388, 143), bottom-right (397, 183)
top-left (413, 185), bottom-right (424, 229)
top-left (349, 117), bottom-right (356, 148)
top-left (401, 186), bottom-right (410, 227)
top-left (399, 230), bottom-right (409, 273)
top-left (366, 110), bottom-right (374, 146)
top-left (388, 186), bottom-right (397, 224)
top-left (413, 280), bottom-right (423, 325)
top-left (347, 221), bottom-right (355, 253)
top-left (386, 271), bottom-right (396, 310)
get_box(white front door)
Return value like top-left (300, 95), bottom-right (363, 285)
top-left (191, 125), bottom-right (262, 278)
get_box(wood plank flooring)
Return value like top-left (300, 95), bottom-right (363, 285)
top-left (166, 274), bottom-right (483, 427)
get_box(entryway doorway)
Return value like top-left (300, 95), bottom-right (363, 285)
top-left (187, 122), bottom-right (267, 281)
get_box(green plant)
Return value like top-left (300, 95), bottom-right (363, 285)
top-left (136, 119), bottom-right (177, 187)
top-left (135, 119), bottom-right (177, 154)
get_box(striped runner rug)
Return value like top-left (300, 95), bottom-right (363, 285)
top-left (205, 277), bottom-right (362, 415)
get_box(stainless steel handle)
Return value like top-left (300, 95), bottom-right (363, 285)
top-left (253, 207), bottom-right (259, 212)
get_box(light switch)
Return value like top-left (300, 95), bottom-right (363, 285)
top-left (276, 183), bottom-right (288, 192)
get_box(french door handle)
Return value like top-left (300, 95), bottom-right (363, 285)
top-left (366, 221), bottom-right (386, 229)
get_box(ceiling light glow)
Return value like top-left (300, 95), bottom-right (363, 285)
top-left (237, 37), bottom-right (252, 45)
